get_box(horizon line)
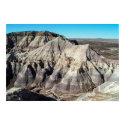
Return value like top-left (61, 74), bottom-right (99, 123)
top-left (6, 30), bottom-right (119, 39)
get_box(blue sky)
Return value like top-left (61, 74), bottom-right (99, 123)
top-left (6, 24), bottom-right (119, 39)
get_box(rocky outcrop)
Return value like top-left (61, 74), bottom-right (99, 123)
top-left (76, 81), bottom-right (119, 101)
top-left (6, 31), bottom-right (65, 52)
top-left (6, 31), bottom-right (119, 101)
top-left (76, 65), bottom-right (119, 101)
top-left (6, 88), bottom-right (56, 101)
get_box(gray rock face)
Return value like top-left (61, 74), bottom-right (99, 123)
top-left (6, 31), bottom-right (119, 100)
top-left (14, 64), bottom-right (36, 87)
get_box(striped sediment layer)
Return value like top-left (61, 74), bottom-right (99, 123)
top-left (6, 31), bottom-right (119, 100)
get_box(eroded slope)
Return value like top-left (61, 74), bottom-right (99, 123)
top-left (6, 31), bottom-right (119, 101)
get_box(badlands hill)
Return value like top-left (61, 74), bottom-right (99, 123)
top-left (6, 31), bottom-right (119, 101)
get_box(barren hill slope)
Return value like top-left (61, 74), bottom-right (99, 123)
top-left (6, 31), bottom-right (119, 101)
